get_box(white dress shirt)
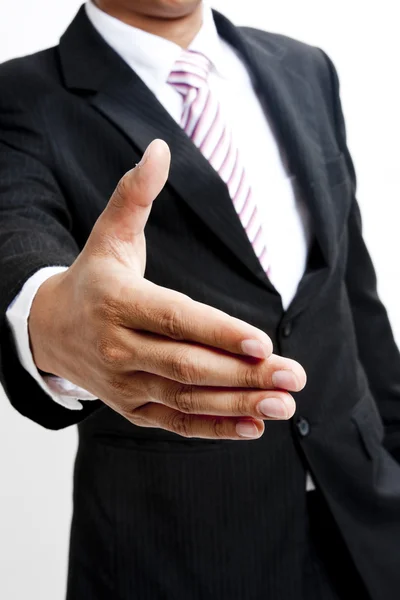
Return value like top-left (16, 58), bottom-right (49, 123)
top-left (6, 0), bottom-right (311, 412)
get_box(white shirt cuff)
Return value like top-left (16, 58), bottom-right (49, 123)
top-left (6, 266), bottom-right (97, 410)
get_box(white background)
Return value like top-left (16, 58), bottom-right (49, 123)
top-left (0, 1), bottom-right (399, 598)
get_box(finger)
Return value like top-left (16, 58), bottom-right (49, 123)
top-left (131, 402), bottom-right (265, 440)
top-left (133, 332), bottom-right (306, 391)
top-left (120, 280), bottom-right (274, 359)
top-left (110, 329), bottom-right (306, 391)
top-left (135, 372), bottom-right (296, 419)
top-left (91, 139), bottom-right (171, 247)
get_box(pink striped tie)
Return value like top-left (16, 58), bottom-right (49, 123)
top-left (168, 50), bottom-right (270, 274)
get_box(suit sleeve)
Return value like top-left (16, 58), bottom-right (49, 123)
top-left (0, 71), bottom-right (101, 429)
top-left (321, 51), bottom-right (400, 460)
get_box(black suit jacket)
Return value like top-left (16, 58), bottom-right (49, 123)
top-left (1, 7), bottom-right (400, 600)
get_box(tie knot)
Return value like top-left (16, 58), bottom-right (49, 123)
top-left (168, 50), bottom-right (211, 95)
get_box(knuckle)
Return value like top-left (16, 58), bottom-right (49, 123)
top-left (168, 412), bottom-right (193, 438)
top-left (171, 351), bottom-right (202, 385)
top-left (97, 337), bottom-right (114, 364)
top-left (159, 307), bottom-right (183, 340)
top-left (211, 417), bottom-right (227, 439)
top-left (235, 392), bottom-right (250, 416)
top-left (123, 409), bottom-right (149, 427)
top-left (92, 289), bottom-right (121, 326)
top-left (107, 375), bottom-right (131, 399)
top-left (242, 366), bottom-right (261, 389)
top-left (97, 337), bottom-right (126, 368)
top-left (166, 384), bottom-right (196, 414)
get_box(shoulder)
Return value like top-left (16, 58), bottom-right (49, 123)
top-left (0, 48), bottom-right (62, 110)
top-left (238, 26), bottom-right (339, 118)
top-left (238, 26), bottom-right (333, 84)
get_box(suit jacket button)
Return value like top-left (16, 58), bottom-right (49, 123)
top-left (296, 417), bottom-right (310, 437)
top-left (282, 322), bottom-right (292, 337)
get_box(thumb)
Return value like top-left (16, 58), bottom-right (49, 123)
top-left (94, 139), bottom-right (171, 246)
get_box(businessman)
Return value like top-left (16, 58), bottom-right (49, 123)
top-left (0, 1), bottom-right (400, 599)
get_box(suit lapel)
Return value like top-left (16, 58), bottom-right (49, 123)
top-left (59, 7), bottom-right (336, 309)
top-left (215, 13), bottom-right (336, 273)
top-left (91, 81), bottom-right (272, 286)
top-left (59, 7), bottom-right (272, 288)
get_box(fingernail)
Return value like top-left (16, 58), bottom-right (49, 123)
top-left (258, 398), bottom-right (288, 419)
top-left (272, 370), bottom-right (298, 390)
top-left (236, 421), bottom-right (259, 438)
top-left (241, 339), bottom-right (267, 359)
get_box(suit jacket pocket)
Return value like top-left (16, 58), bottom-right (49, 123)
top-left (351, 393), bottom-right (385, 460)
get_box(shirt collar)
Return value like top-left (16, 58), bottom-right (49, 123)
top-left (85, 1), bottom-right (227, 98)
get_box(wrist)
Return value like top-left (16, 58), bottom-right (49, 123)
top-left (28, 271), bottom-right (67, 375)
